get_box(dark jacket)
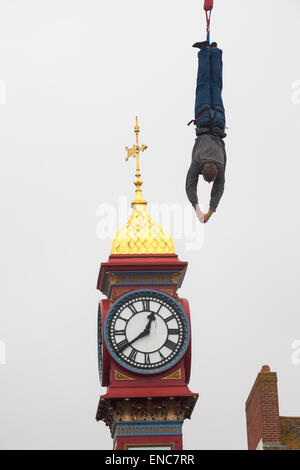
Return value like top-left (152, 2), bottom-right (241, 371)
top-left (186, 127), bottom-right (227, 211)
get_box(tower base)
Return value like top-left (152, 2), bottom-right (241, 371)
top-left (97, 394), bottom-right (197, 450)
top-left (114, 420), bottom-right (183, 450)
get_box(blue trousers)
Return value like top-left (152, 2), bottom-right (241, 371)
top-left (194, 47), bottom-right (226, 129)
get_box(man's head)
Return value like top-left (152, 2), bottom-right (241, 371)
top-left (202, 163), bottom-right (218, 183)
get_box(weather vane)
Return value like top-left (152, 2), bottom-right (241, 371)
top-left (125, 117), bottom-right (148, 205)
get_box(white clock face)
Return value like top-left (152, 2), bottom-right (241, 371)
top-left (104, 290), bottom-right (190, 374)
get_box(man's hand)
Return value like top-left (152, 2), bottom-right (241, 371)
top-left (194, 205), bottom-right (214, 224)
top-left (204, 210), bottom-right (214, 224)
top-left (194, 204), bottom-right (205, 223)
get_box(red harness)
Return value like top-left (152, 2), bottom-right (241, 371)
top-left (204, 0), bottom-right (213, 10)
top-left (204, 0), bottom-right (214, 42)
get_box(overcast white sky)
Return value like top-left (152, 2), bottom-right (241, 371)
top-left (0, 0), bottom-right (300, 450)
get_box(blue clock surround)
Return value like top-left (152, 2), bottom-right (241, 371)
top-left (104, 289), bottom-right (191, 375)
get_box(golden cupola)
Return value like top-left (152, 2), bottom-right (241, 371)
top-left (111, 118), bottom-right (175, 255)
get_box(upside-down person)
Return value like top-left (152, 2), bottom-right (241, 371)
top-left (186, 41), bottom-right (227, 224)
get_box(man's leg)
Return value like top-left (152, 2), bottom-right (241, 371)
top-left (194, 47), bottom-right (212, 128)
top-left (210, 47), bottom-right (226, 129)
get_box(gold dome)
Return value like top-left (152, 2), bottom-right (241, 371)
top-left (111, 117), bottom-right (175, 255)
top-left (112, 202), bottom-right (175, 255)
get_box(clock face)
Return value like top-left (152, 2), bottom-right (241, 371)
top-left (104, 290), bottom-right (190, 375)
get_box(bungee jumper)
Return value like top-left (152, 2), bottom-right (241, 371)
top-left (186, 0), bottom-right (227, 224)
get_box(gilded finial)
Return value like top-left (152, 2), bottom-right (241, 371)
top-left (111, 118), bottom-right (175, 255)
top-left (125, 116), bottom-right (148, 205)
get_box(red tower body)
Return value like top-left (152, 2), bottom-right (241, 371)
top-left (96, 254), bottom-right (198, 450)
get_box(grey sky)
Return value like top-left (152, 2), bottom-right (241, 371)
top-left (0, 0), bottom-right (299, 450)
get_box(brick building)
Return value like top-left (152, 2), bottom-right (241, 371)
top-left (245, 366), bottom-right (300, 450)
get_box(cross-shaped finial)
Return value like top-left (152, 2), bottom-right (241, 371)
top-left (125, 117), bottom-right (148, 205)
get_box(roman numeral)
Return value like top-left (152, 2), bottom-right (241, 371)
top-left (159, 350), bottom-right (165, 360)
top-left (129, 349), bottom-right (137, 361)
top-left (142, 299), bottom-right (150, 311)
top-left (144, 353), bottom-right (151, 365)
top-left (168, 329), bottom-right (180, 335)
top-left (165, 339), bottom-right (177, 351)
top-left (165, 314), bottom-right (175, 322)
top-left (117, 339), bottom-right (130, 352)
top-left (128, 303), bottom-right (138, 315)
top-left (114, 330), bottom-right (126, 336)
top-left (156, 304), bottom-right (163, 314)
top-left (118, 316), bottom-right (129, 323)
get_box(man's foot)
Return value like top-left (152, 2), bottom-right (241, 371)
top-left (211, 42), bottom-right (218, 48)
top-left (193, 41), bottom-right (210, 50)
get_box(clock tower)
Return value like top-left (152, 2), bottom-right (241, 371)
top-left (96, 118), bottom-right (198, 450)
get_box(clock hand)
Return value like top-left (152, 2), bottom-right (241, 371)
top-left (143, 312), bottom-right (156, 334)
top-left (131, 313), bottom-right (156, 341)
top-left (117, 313), bottom-right (156, 352)
top-left (117, 330), bottom-right (148, 352)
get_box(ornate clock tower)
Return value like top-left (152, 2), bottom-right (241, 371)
top-left (96, 118), bottom-right (198, 450)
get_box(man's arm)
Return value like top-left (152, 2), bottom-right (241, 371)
top-left (194, 204), bottom-right (205, 223)
top-left (209, 167), bottom-right (225, 212)
top-left (186, 161), bottom-right (207, 223)
top-left (185, 160), bottom-right (200, 206)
